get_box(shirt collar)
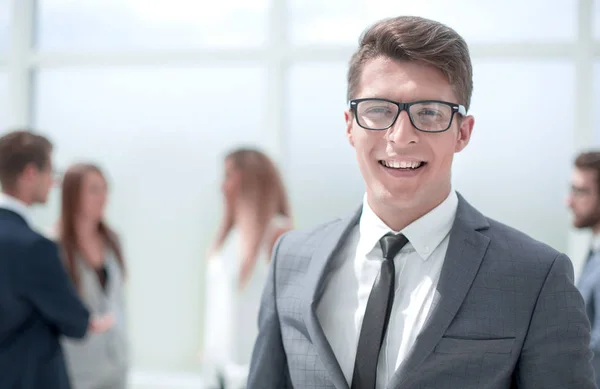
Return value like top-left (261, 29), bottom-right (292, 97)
top-left (0, 192), bottom-right (31, 225)
top-left (358, 189), bottom-right (458, 261)
top-left (591, 234), bottom-right (600, 253)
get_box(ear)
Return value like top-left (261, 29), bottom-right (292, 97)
top-left (345, 109), bottom-right (355, 147)
top-left (21, 163), bottom-right (38, 182)
top-left (455, 115), bottom-right (475, 153)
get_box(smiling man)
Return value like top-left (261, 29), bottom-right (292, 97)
top-left (247, 16), bottom-right (595, 389)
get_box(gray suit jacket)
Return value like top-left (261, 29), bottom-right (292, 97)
top-left (577, 252), bottom-right (600, 387)
top-left (248, 194), bottom-right (596, 389)
top-left (60, 250), bottom-right (129, 389)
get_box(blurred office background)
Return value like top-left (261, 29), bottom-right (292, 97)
top-left (2, 0), bottom-right (600, 387)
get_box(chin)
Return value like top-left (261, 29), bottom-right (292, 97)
top-left (571, 217), bottom-right (589, 229)
top-left (371, 185), bottom-right (420, 208)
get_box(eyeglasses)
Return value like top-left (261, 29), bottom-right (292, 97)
top-left (349, 98), bottom-right (467, 133)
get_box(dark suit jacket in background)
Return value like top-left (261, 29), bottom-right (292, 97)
top-left (0, 208), bottom-right (90, 389)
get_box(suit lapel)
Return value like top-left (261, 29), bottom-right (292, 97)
top-left (387, 194), bottom-right (491, 388)
top-left (303, 208), bottom-right (361, 389)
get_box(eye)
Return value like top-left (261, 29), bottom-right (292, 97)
top-left (417, 108), bottom-right (441, 117)
top-left (365, 106), bottom-right (393, 115)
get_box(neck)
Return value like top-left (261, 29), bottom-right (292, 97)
top-left (369, 186), bottom-right (451, 231)
top-left (593, 224), bottom-right (600, 236)
top-left (2, 189), bottom-right (32, 206)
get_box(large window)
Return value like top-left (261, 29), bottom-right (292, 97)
top-left (33, 66), bottom-right (267, 370)
top-left (453, 60), bottom-right (574, 251)
top-left (287, 62), bottom-right (364, 226)
top-left (0, 0), bottom-right (9, 52)
top-left (594, 1), bottom-right (600, 39)
top-left (593, 63), bottom-right (600, 145)
top-left (37, 0), bottom-right (269, 51)
top-left (289, 0), bottom-right (576, 45)
top-left (287, 60), bottom-right (574, 252)
top-left (0, 72), bottom-right (7, 131)
top-left (2, 0), bottom-right (592, 374)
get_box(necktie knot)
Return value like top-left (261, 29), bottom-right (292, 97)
top-left (379, 233), bottom-right (409, 261)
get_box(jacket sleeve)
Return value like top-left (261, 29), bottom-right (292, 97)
top-left (17, 237), bottom-right (90, 338)
top-left (247, 234), bottom-right (292, 388)
top-left (515, 253), bottom-right (595, 388)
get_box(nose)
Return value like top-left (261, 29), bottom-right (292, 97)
top-left (565, 193), bottom-right (574, 208)
top-left (387, 110), bottom-right (419, 145)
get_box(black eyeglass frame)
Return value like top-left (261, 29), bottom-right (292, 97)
top-left (349, 98), bottom-right (467, 133)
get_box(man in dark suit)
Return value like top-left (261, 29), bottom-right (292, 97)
top-left (0, 130), bottom-right (114, 389)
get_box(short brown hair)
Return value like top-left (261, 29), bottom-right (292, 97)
top-left (0, 129), bottom-right (53, 190)
top-left (347, 16), bottom-right (473, 110)
top-left (575, 151), bottom-right (600, 193)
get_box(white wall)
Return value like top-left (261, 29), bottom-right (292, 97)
top-left (1, 0), bottom-right (598, 374)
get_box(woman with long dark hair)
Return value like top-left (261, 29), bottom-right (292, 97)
top-left (56, 163), bottom-right (128, 389)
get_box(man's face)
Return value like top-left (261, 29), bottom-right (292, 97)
top-left (345, 57), bottom-right (475, 216)
top-left (567, 167), bottom-right (600, 229)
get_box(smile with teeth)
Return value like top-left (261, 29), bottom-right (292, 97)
top-left (379, 160), bottom-right (426, 169)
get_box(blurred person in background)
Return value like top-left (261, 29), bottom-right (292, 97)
top-left (567, 150), bottom-right (600, 388)
top-left (55, 163), bottom-right (129, 389)
top-left (0, 131), bottom-right (113, 389)
top-left (201, 147), bottom-right (292, 389)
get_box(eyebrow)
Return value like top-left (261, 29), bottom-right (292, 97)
top-left (571, 185), bottom-right (592, 191)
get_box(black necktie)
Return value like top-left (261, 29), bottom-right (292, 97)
top-left (351, 233), bottom-right (409, 389)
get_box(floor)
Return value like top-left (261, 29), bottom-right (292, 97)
top-left (129, 370), bottom-right (211, 389)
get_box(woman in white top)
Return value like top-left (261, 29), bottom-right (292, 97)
top-left (201, 148), bottom-right (292, 388)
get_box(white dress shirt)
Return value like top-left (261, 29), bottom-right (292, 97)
top-left (317, 190), bottom-right (458, 388)
top-left (0, 192), bottom-right (31, 225)
top-left (591, 234), bottom-right (600, 254)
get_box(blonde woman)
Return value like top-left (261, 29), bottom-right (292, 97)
top-left (202, 148), bottom-right (292, 388)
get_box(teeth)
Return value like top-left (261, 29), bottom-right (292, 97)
top-left (382, 160), bottom-right (423, 169)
